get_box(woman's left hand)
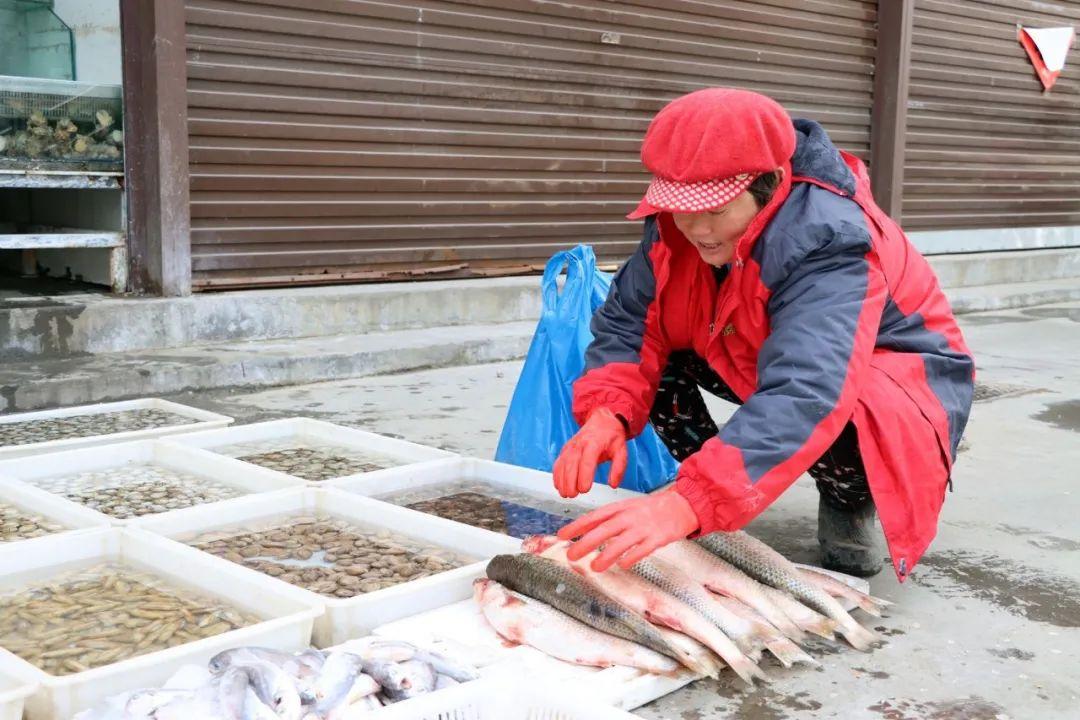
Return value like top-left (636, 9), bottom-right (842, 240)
top-left (556, 488), bottom-right (700, 572)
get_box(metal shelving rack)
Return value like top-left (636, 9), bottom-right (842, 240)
top-left (0, 75), bottom-right (126, 292)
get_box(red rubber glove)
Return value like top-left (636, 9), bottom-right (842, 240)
top-left (552, 408), bottom-right (628, 499)
top-left (556, 488), bottom-right (700, 572)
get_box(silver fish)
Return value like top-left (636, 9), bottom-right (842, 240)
top-left (362, 658), bottom-right (410, 695)
top-left (410, 648), bottom-right (479, 683)
top-left (485, 553), bottom-right (719, 677)
top-left (382, 659), bottom-right (437, 702)
top-left (633, 554), bottom-right (817, 669)
top-left (474, 578), bottom-right (681, 676)
top-left (210, 647), bottom-right (297, 675)
top-left (696, 532), bottom-right (878, 651)
top-left (308, 651), bottom-right (367, 715)
top-left (233, 660), bottom-right (303, 719)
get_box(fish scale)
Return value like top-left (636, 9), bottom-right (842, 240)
top-left (696, 532), bottom-right (878, 651)
top-left (484, 553), bottom-right (713, 675)
top-left (632, 556), bottom-right (815, 669)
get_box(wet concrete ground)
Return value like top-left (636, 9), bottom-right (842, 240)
top-left (174, 301), bottom-right (1080, 719)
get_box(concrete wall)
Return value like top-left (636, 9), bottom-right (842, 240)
top-left (52, 0), bottom-right (121, 84)
top-left (909, 226), bottom-right (1080, 256)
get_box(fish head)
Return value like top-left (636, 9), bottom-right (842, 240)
top-left (472, 577), bottom-right (492, 602)
top-left (520, 535), bottom-right (560, 555)
top-left (239, 661), bottom-right (303, 720)
top-left (208, 648), bottom-right (236, 674)
top-left (267, 672), bottom-right (304, 719)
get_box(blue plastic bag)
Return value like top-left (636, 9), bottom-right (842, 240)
top-left (495, 245), bottom-right (679, 493)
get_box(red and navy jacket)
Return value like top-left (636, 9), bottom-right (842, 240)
top-left (573, 119), bottom-right (975, 581)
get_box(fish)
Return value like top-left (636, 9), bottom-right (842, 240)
top-left (795, 563), bottom-right (892, 617)
top-left (434, 674), bottom-right (459, 690)
top-left (362, 658), bottom-right (411, 696)
top-left (382, 659), bottom-right (437, 702)
top-left (217, 666), bottom-right (255, 720)
top-left (210, 647), bottom-right (298, 675)
top-left (295, 648), bottom-right (328, 674)
top-left (239, 660), bottom-right (303, 718)
top-left (304, 651), bottom-right (369, 714)
top-left (240, 686), bottom-right (282, 720)
top-left (523, 536), bottom-right (765, 685)
top-left (653, 540), bottom-right (807, 642)
top-left (474, 578), bottom-right (680, 675)
top-left (696, 533), bottom-right (878, 651)
top-left (633, 555), bottom-right (817, 669)
top-left (485, 554), bottom-right (718, 677)
top-left (758, 585), bottom-right (838, 641)
top-left (410, 647), bottom-right (479, 683)
top-left (336, 637), bottom-right (416, 664)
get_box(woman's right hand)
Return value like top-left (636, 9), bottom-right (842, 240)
top-left (553, 408), bottom-right (628, 498)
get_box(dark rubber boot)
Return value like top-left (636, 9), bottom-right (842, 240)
top-left (817, 495), bottom-right (883, 577)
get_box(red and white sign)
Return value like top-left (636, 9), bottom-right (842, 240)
top-left (1017, 25), bottom-right (1075, 91)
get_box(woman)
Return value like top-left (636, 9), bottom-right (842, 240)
top-left (553, 88), bottom-right (974, 581)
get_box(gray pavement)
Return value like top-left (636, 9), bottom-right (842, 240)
top-left (173, 302), bottom-right (1080, 720)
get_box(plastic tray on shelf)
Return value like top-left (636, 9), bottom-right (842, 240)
top-left (371, 675), bottom-right (645, 719)
top-left (373, 597), bottom-right (699, 713)
top-left (0, 527), bottom-right (322, 720)
top-left (0, 399), bottom-right (232, 460)
top-left (0, 480), bottom-right (111, 543)
top-left (129, 486), bottom-right (519, 647)
top-left (0, 661), bottom-right (38, 720)
top-left (166, 418), bottom-right (455, 483)
top-left (330, 456), bottom-right (644, 540)
top-left (0, 439), bottom-right (308, 525)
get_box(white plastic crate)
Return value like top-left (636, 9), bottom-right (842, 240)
top-left (372, 676), bottom-right (642, 719)
top-left (373, 595), bottom-right (698, 713)
top-left (166, 417), bottom-right (456, 483)
top-left (0, 481), bottom-right (111, 543)
top-left (331, 456), bottom-right (644, 541)
top-left (130, 486), bottom-right (520, 647)
top-left (0, 663), bottom-right (37, 720)
top-left (0, 399), bottom-right (232, 460)
top-left (0, 439), bottom-right (308, 525)
top-left (0, 528), bottom-right (322, 720)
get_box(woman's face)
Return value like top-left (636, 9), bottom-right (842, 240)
top-left (671, 188), bottom-right (762, 267)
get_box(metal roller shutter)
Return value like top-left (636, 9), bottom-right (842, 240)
top-left (185, 0), bottom-right (876, 289)
top-left (905, 0), bottom-right (1080, 232)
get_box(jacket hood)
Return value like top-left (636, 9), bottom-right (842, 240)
top-left (790, 119), bottom-right (856, 196)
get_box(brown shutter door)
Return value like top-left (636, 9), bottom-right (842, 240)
top-left (185, 0), bottom-right (876, 289)
top-left (905, 0), bottom-right (1080, 232)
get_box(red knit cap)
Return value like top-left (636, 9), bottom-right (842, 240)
top-left (628, 88), bottom-right (797, 219)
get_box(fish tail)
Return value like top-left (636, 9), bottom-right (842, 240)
top-left (757, 606), bottom-right (808, 643)
top-left (677, 648), bottom-right (722, 679)
top-left (795, 613), bottom-right (838, 640)
top-left (764, 638), bottom-right (818, 669)
top-left (853, 596), bottom-right (886, 617)
top-left (837, 619), bottom-right (879, 652)
top-left (729, 654), bottom-right (770, 686)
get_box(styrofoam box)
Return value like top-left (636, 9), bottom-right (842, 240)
top-left (0, 528), bottom-right (322, 720)
top-left (373, 594), bottom-right (699, 713)
top-left (330, 456), bottom-right (644, 533)
top-left (166, 418), bottom-right (456, 483)
top-left (0, 662), bottom-right (38, 720)
top-left (372, 676), bottom-right (642, 720)
top-left (130, 486), bottom-right (521, 647)
top-left (0, 399), bottom-right (232, 460)
top-left (0, 440), bottom-right (308, 525)
top-left (0, 481), bottom-right (111, 542)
